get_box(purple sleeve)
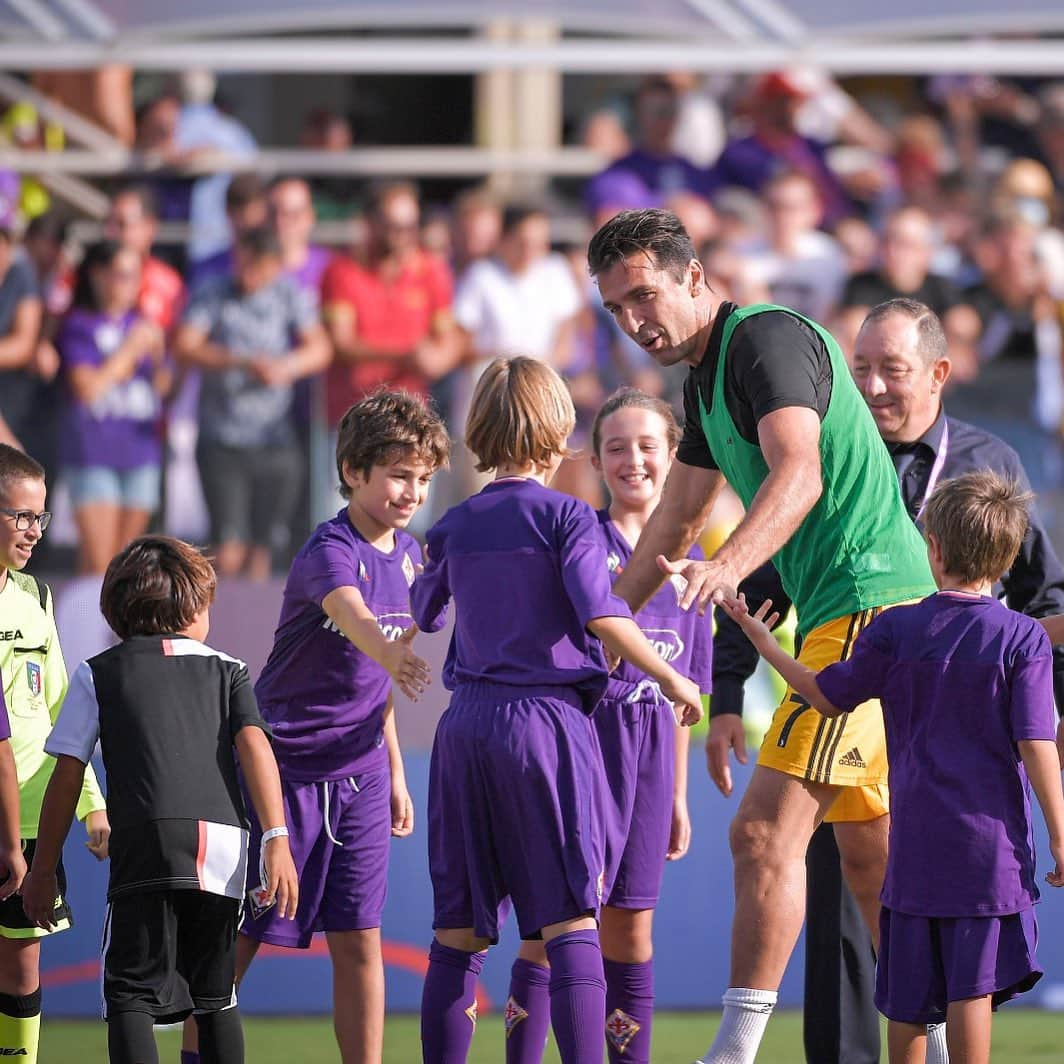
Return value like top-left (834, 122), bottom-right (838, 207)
top-left (0, 686), bottom-right (9, 742)
top-left (410, 526), bottom-right (450, 633)
top-left (688, 611), bottom-right (714, 693)
top-left (301, 533), bottom-right (363, 607)
top-left (58, 314), bottom-right (101, 369)
top-left (817, 620), bottom-right (893, 713)
top-left (1008, 646), bottom-right (1057, 742)
top-left (559, 501), bottom-right (632, 628)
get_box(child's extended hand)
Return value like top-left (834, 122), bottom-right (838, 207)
top-left (391, 780), bottom-right (414, 838)
top-left (20, 865), bottom-right (56, 929)
top-left (666, 795), bottom-right (691, 861)
top-left (382, 626), bottom-right (432, 701)
top-left (85, 809), bottom-right (111, 861)
top-left (262, 836), bottom-right (299, 920)
top-left (661, 673), bottom-right (703, 727)
top-left (719, 593), bottom-right (780, 654)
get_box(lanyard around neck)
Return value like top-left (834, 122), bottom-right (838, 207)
top-left (915, 419), bottom-right (950, 521)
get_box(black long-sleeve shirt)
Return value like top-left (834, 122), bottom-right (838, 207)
top-left (711, 410), bottom-right (1064, 717)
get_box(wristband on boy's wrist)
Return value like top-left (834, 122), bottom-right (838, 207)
top-left (261, 826), bottom-right (289, 845)
top-left (258, 826), bottom-right (289, 891)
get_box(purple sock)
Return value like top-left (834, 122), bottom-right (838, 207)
top-left (181, 1053), bottom-right (200, 1064)
top-left (505, 958), bottom-right (551, 1064)
top-left (545, 930), bottom-right (606, 1064)
top-left (603, 958), bottom-right (654, 1063)
top-left (421, 940), bottom-right (486, 1064)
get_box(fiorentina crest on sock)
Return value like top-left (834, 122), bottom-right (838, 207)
top-left (605, 1008), bottom-right (640, 1053)
top-left (503, 996), bottom-right (528, 1038)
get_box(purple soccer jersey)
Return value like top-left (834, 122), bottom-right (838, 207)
top-left (597, 511), bottom-right (712, 695)
top-left (412, 479), bottom-right (632, 942)
top-left (594, 511), bottom-right (713, 910)
top-left (254, 510), bottom-right (421, 781)
top-left (817, 592), bottom-right (1056, 917)
top-left (58, 308), bottom-right (162, 471)
top-left (412, 479), bottom-right (632, 711)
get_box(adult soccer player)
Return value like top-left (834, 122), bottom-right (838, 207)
top-left (588, 209), bottom-right (934, 1064)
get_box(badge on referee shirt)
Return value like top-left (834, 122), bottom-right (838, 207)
top-left (26, 662), bottom-right (42, 698)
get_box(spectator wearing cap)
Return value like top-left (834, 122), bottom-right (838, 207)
top-left (586, 77), bottom-right (711, 218)
top-left (709, 70), bottom-right (852, 226)
top-left (0, 210), bottom-right (43, 446)
top-left (174, 227), bottom-right (330, 579)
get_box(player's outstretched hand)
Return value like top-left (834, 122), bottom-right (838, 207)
top-left (661, 673), bottom-right (703, 727)
top-left (706, 714), bottom-right (748, 798)
top-left (20, 865), bottom-right (56, 928)
top-left (383, 626), bottom-right (432, 701)
top-left (719, 593), bottom-right (780, 654)
top-left (666, 795), bottom-right (691, 861)
top-left (656, 555), bottom-right (738, 616)
top-left (85, 809), bottom-right (111, 861)
top-left (263, 836), bottom-right (300, 920)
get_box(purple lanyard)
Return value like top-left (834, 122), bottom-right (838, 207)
top-left (915, 419), bottom-right (950, 521)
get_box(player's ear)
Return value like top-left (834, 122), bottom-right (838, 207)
top-left (341, 459), bottom-right (362, 492)
top-left (687, 257), bottom-right (705, 295)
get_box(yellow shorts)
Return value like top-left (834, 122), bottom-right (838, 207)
top-left (757, 608), bottom-right (891, 823)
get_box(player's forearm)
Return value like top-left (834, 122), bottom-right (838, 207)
top-left (1019, 739), bottom-right (1064, 845)
top-left (756, 638), bottom-right (840, 718)
top-left (1039, 615), bottom-right (1064, 645)
top-left (383, 700), bottom-right (406, 783)
top-left (31, 755), bottom-right (85, 873)
top-left (74, 762), bottom-right (107, 822)
top-left (712, 462), bottom-right (821, 581)
top-left (588, 615), bottom-right (682, 690)
top-left (323, 590), bottom-right (394, 668)
top-left (284, 327), bottom-right (332, 380)
top-left (235, 727), bottom-right (287, 832)
top-left (674, 720), bottom-right (691, 800)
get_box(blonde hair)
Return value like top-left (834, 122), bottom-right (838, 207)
top-left (465, 357), bottom-right (575, 473)
top-left (922, 470), bottom-right (1031, 585)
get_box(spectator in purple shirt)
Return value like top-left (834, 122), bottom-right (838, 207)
top-left (587, 78), bottom-right (710, 219)
top-left (710, 71), bottom-right (852, 227)
top-left (56, 241), bottom-right (170, 574)
top-left (722, 470), bottom-right (1064, 1064)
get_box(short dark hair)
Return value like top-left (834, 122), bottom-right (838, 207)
top-left (0, 444), bottom-right (44, 500)
top-left (335, 391), bottom-right (450, 498)
top-left (226, 172), bottom-right (267, 212)
top-left (922, 470), bottom-right (1031, 585)
top-left (235, 226), bottom-right (282, 262)
top-left (501, 203), bottom-right (548, 237)
top-left (591, 387), bottom-right (680, 456)
top-left (25, 209), bottom-right (70, 246)
top-left (859, 298), bottom-right (947, 366)
top-left (111, 182), bottom-right (159, 220)
top-left (71, 239), bottom-right (129, 312)
top-left (587, 208), bottom-right (696, 283)
top-left (100, 536), bottom-right (217, 640)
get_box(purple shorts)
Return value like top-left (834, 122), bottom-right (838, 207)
top-left (875, 905), bottom-right (1043, 1024)
top-left (429, 682), bottom-right (606, 942)
top-left (595, 683), bottom-right (675, 909)
top-left (241, 765), bottom-right (391, 948)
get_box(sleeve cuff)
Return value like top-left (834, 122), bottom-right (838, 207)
top-left (709, 677), bottom-right (745, 718)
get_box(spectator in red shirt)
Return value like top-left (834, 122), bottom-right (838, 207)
top-left (105, 184), bottom-right (185, 331)
top-left (320, 181), bottom-right (457, 426)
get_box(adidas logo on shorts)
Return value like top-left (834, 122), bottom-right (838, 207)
top-left (837, 747), bottom-right (867, 769)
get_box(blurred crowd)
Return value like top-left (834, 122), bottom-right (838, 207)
top-left (2, 66), bottom-right (1064, 576)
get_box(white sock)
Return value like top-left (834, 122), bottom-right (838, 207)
top-left (696, 987), bottom-right (778, 1064)
top-left (926, 1022), bottom-right (950, 1064)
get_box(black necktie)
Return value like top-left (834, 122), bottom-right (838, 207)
top-left (890, 444), bottom-right (927, 518)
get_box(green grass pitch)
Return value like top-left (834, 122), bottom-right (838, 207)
top-left (42, 1010), bottom-right (1064, 1061)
